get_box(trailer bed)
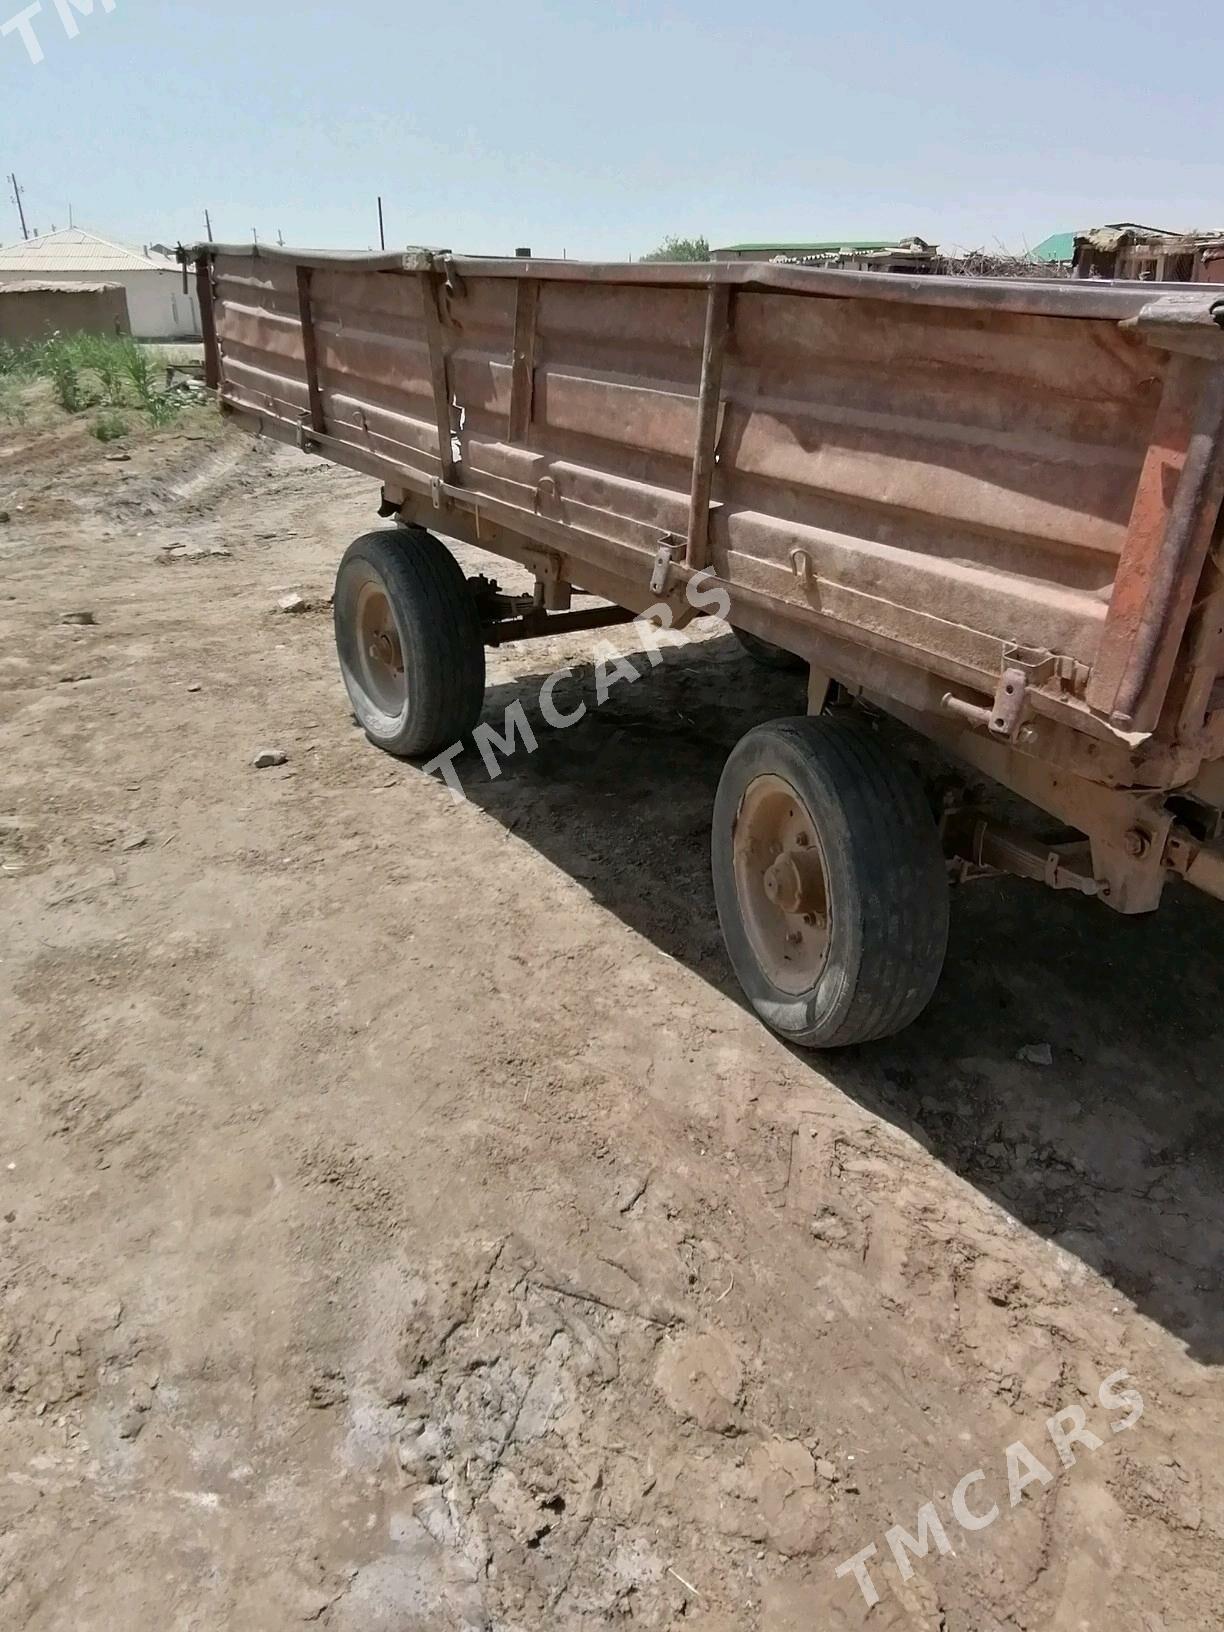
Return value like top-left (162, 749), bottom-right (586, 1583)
top-left (187, 243), bottom-right (1224, 1041)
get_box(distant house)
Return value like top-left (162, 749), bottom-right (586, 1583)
top-left (1027, 232), bottom-right (1077, 269)
top-left (1070, 223), bottom-right (1224, 283)
top-left (0, 228), bottom-right (200, 338)
top-left (0, 280), bottom-right (131, 344)
top-left (712, 237), bottom-right (938, 273)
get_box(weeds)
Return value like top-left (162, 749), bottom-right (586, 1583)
top-left (122, 342), bottom-right (156, 407)
top-left (78, 334), bottom-right (128, 406)
top-left (92, 410), bottom-right (130, 442)
top-left (0, 376), bottom-right (27, 424)
top-left (0, 340), bottom-right (28, 378)
top-left (49, 351), bottom-right (89, 413)
top-left (143, 393), bottom-right (181, 427)
top-left (0, 332), bottom-right (200, 429)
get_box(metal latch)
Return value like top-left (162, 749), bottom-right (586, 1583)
top-left (650, 534), bottom-right (683, 594)
top-left (988, 665), bottom-right (1028, 739)
top-left (941, 664), bottom-right (1029, 741)
top-left (296, 412), bottom-right (320, 454)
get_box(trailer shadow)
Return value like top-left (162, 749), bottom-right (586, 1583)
top-left (432, 632), bottom-right (1224, 1363)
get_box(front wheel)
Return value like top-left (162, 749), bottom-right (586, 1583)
top-left (712, 715), bottom-right (949, 1047)
top-left (333, 528), bottom-right (485, 758)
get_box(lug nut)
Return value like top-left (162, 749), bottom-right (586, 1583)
top-left (1123, 828), bottom-right (1150, 858)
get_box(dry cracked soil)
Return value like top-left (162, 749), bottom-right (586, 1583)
top-left (1, 400), bottom-right (1223, 1630)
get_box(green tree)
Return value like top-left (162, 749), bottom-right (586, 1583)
top-left (640, 235), bottom-right (710, 263)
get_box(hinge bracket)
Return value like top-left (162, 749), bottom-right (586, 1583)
top-left (650, 533), bottom-right (683, 595)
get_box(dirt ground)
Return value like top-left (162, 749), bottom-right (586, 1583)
top-left (2, 400), bottom-right (1223, 1631)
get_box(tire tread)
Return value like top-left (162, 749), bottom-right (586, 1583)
top-left (713, 714), bottom-right (948, 1047)
top-left (334, 527), bottom-right (485, 757)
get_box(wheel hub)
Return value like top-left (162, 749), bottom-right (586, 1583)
top-left (762, 846), bottom-right (827, 919)
top-left (732, 774), bottom-right (832, 994)
top-left (354, 580), bottom-right (407, 716)
top-left (368, 629), bottom-right (401, 670)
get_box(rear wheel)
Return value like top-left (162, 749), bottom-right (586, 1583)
top-left (732, 626), bottom-right (807, 673)
top-left (712, 715), bottom-right (949, 1047)
top-left (333, 528), bottom-right (485, 757)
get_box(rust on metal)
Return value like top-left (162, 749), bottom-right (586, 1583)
top-left (295, 265), bottom-right (326, 437)
top-left (420, 264), bottom-right (457, 484)
top-left (650, 535), bottom-right (683, 595)
top-left (1170, 536), bottom-right (1224, 744)
top-left (1087, 356), bottom-right (1224, 730)
top-left (1164, 826), bottom-right (1224, 901)
top-left (509, 277), bottom-right (539, 444)
top-left (686, 281), bottom-right (731, 569)
top-left (946, 817), bottom-right (1103, 897)
top-left (989, 665), bottom-right (1030, 739)
top-left (193, 245), bottom-right (1224, 914)
top-left (732, 774), bottom-right (832, 992)
top-left (1123, 291), bottom-right (1224, 359)
top-left (188, 241), bottom-right (1221, 319)
top-left (1117, 364), bottom-right (1224, 729)
top-left (939, 664), bottom-right (1030, 741)
top-left (482, 604), bottom-right (637, 646)
top-left (196, 255), bottom-right (220, 391)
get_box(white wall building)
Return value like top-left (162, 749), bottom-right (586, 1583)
top-left (0, 228), bottom-right (200, 340)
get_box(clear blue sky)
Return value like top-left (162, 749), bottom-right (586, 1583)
top-left (3, 0), bottom-right (1221, 257)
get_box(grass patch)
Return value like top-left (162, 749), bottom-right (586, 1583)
top-left (0, 332), bottom-right (197, 428)
top-left (92, 409), bottom-right (130, 442)
top-left (122, 342), bottom-right (156, 406)
top-left (49, 351), bottom-right (89, 413)
top-left (143, 393), bottom-right (181, 427)
top-left (0, 375), bottom-right (27, 423)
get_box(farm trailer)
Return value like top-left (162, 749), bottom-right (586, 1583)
top-left (186, 244), bottom-right (1224, 1047)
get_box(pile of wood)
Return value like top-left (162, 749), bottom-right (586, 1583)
top-left (938, 248), bottom-right (1066, 280)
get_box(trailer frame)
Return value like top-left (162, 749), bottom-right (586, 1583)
top-left (186, 244), bottom-right (1224, 921)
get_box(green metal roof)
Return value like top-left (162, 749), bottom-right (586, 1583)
top-left (1028, 232), bottom-right (1077, 264)
top-left (1029, 226), bottom-right (1184, 264)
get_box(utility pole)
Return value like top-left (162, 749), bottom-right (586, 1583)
top-left (204, 208), bottom-right (213, 241)
top-left (377, 195), bottom-right (386, 251)
top-left (8, 173), bottom-right (30, 240)
top-left (277, 228), bottom-right (284, 247)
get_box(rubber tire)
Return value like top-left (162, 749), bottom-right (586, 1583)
top-left (732, 626), bottom-right (807, 673)
top-left (712, 715), bottom-right (949, 1047)
top-left (333, 527), bottom-right (485, 758)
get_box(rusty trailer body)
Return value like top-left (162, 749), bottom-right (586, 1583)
top-left (191, 243), bottom-right (1224, 1044)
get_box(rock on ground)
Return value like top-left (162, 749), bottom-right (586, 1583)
top-left (1, 427), bottom-right (1222, 1631)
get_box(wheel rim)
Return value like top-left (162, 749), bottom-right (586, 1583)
top-left (732, 773), bottom-right (832, 995)
top-left (353, 576), bottom-right (407, 718)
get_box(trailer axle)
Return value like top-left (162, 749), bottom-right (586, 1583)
top-left (480, 604), bottom-right (639, 646)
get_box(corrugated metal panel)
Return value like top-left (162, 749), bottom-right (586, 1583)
top-left (474, 275), bottom-right (1152, 667)
top-left (0, 228), bottom-right (175, 274)
top-left (211, 254), bottom-right (447, 477)
top-left (201, 252), bottom-right (1224, 739)
top-left (0, 279), bottom-right (123, 293)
